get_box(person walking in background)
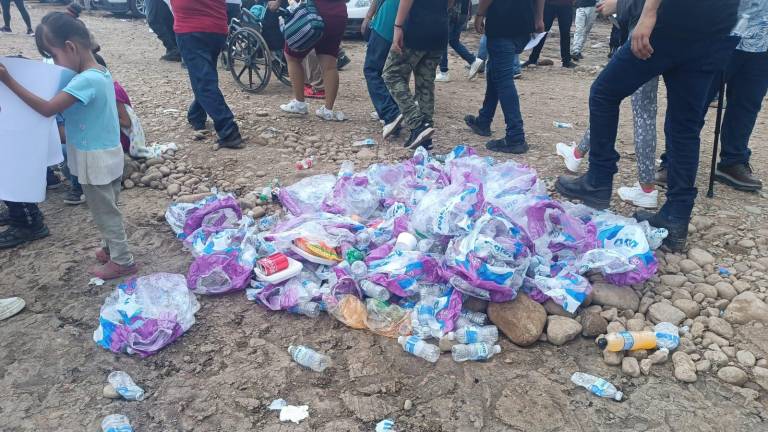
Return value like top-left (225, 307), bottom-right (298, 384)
top-left (362, 0), bottom-right (403, 138)
top-left (469, 34), bottom-right (523, 80)
top-left (383, 0), bottom-right (449, 150)
top-left (464, 0), bottom-right (545, 154)
top-left (1, 0), bottom-right (33, 35)
top-left (436, 0), bottom-right (483, 82)
top-left (171, 0), bottom-right (243, 149)
top-left (145, 0), bottom-right (181, 61)
top-left (525, 0), bottom-right (576, 68)
top-left (571, 0), bottom-right (597, 61)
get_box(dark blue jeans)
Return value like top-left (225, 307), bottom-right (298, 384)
top-left (177, 32), bottom-right (240, 141)
top-left (715, 49), bottom-right (768, 169)
top-left (587, 35), bottom-right (739, 223)
top-left (477, 36), bottom-right (529, 144)
top-left (439, 15), bottom-right (476, 73)
top-left (145, 0), bottom-right (177, 52)
top-left (528, 4), bottom-right (573, 65)
top-left (364, 30), bottom-right (400, 124)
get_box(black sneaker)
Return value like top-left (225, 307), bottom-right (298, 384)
top-left (571, 53), bottom-right (583, 61)
top-left (161, 49), bottom-right (182, 62)
top-left (420, 138), bottom-right (434, 151)
top-left (217, 132), bottom-right (245, 149)
top-left (555, 174), bottom-right (611, 210)
top-left (464, 115), bottom-right (491, 137)
top-left (654, 166), bottom-right (668, 186)
top-left (522, 60), bottom-right (535, 68)
top-left (404, 123), bottom-right (434, 150)
top-left (485, 137), bottom-right (528, 154)
top-left (633, 210), bottom-right (689, 253)
top-left (63, 188), bottom-right (86, 205)
top-left (563, 61), bottom-right (577, 69)
top-left (46, 170), bottom-right (62, 190)
top-left (1, 26), bottom-right (11, 33)
top-left (715, 163), bottom-right (763, 192)
top-left (0, 225), bottom-right (50, 249)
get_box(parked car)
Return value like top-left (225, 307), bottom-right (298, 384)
top-left (90, 0), bottom-right (146, 17)
top-left (345, 0), bottom-right (479, 38)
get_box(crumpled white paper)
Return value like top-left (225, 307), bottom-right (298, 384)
top-left (268, 398), bottom-right (309, 424)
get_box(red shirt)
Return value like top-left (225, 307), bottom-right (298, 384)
top-left (170, 0), bottom-right (228, 35)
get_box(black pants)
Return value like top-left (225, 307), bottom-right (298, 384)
top-left (1, 0), bottom-right (32, 31)
top-left (528, 4), bottom-right (573, 64)
top-left (145, 0), bottom-right (177, 52)
top-left (3, 201), bottom-right (43, 229)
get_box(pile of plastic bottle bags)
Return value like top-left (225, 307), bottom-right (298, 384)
top-left (162, 145), bottom-right (667, 341)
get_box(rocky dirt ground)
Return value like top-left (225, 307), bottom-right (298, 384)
top-left (1, 3), bottom-right (768, 431)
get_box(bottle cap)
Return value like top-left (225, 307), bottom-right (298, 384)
top-left (614, 391), bottom-right (624, 401)
top-left (394, 232), bottom-right (418, 251)
top-left (492, 345), bottom-right (502, 354)
top-left (596, 336), bottom-right (608, 350)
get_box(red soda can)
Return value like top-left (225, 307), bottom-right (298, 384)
top-left (257, 253), bottom-right (289, 275)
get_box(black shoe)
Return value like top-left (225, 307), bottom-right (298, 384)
top-left (1, 26), bottom-right (11, 33)
top-left (46, 170), bottom-right (62, 190)
top-left (522, 60), bottom-right (535, 68)
top-left (562, 61), bottom-right (577, 69)
top-left (464, 115), bottom-right (491, 137)
top-left (633, 210), bottom-right (689, 253)
top-left (0, 225), bottom-right (50, 249)
top-left (217, 132), bottom-right (245, 149)
top-left (485, 137), bottom-right (529, 154)
top-left (161, 49), bottom-right (182, 62)
top-left (555, 174), bottom-right (611, 210)
top-left (654, 166), bottom-right (668, 187)
top-left (571, 53), bottom-right (583, 61)
top-left (715, 163), bottom-right (763, 192)
top-left (63, 188), bottom-right (86, 205)
top-left (420, 138), bottom-right (434, 151)
top-left (336, 54), bottom-right (351, 70)
top-left (404, 123), bottom-right (434, 150)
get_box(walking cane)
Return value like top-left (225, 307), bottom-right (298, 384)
top-left (706, 76), bottom-right (727, 198)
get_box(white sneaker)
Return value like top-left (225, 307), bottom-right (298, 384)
top-left (468, 58), bottom-right (485, 80)
top-left (370, 111), bottom-right (380, 121)
top-left (280, 99), bottom-right (308, 114)
top-left (0, 297), bottom-right (25, 321)
top-left (382, 114), bottom-right (404, 139)
top-left (316, 106), bottom-right (346, 121)
top-left (556, 142), bottom-right (583, 173)
top-left (435, 71), bottom-right (450, 82)
top-left (618, 183), bottom-right (659, 209)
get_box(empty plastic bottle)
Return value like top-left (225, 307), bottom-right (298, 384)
top-left (289, 302), bottom-right (321, 318)
top-left (101, 414), bottom-right (133, 432)
top-left (597, 322), bottom-right (682, 352)
top-left (350, 260), bottom-right (368, 278)
top-left (446, 325), bottom-right (498, 344)
top-left (397, 336), bottom-right (440, 363)
top-left (570, 372), bottom-right (623, 401)
top-left (360, 280), bottom-right (390, 301)
top-left (451, 342), bottom-right (501, 362)
top-left (414, 300), bottom-right (443, 337)
top-left (107, 371), bottom-right (145, 401)
top-left (288, 345), bottom-right (331, 372)
top-left (460, 310), bottom-right (487, 326)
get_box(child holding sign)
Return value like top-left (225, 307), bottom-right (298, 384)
top-left (0, 11), bottom-right (137, 279)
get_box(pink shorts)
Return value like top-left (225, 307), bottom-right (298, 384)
top-left (285, 0), bottom-right (347, 59)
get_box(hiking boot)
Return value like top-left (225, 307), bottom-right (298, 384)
top-left (522, 60), bottom-right (535, 68)
top-left (161, 49), bottom-right (182, 62)
top-left (654, 166), bottom-right (668, 186)
top-left (617, 183), bottom-right (659, 209)
top-left (555, 174), bottom-right (611, 210)
top-left (383, 114), bottom-right (404, 139)
top-left (486, 137), bottom-right (528, 154)
top-left (420, 139), bottom-right (434, 151)
top-left (464, 114), bottom-right (491, 137)
top-left (95, 247), bottom-right (110, 264)
top-left (63, 188), bottom-right (86, 205)
top-left (217, 132), bottom-right (245, 149)
top-left (0, 297), bottom-right (25, 321)
top-left (1, 26), bottom-right (11, 33)
top-left (0, 225), bottom-right (50, 249)
top-left (404, 123), bottom-right (435, 150)
top-left (633, 210), bottom-right (689, 253)
top-left (89, 261), bottom-right (139, 280)
top-left (190, 121), bottom-right (207, 131)
top-left (715, 163), bottom-right (763, 192)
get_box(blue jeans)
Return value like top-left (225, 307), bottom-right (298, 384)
top-left (364, 30), bottom-right (400, 124)
top-left (176, 32), bottom-right (240, 141)
top-left (587, 35), bottom-right (739, 223)
top-left (715, 49), bottom-right (768, 168)
top-left (439, 15), bottom-right (476, 72)
top-left (478, 35), bottom-right (520, 75)
top-left (477, 36), bottom-right (529, 144)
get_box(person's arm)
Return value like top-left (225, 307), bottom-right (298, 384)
top-left (0, 65), bottom-right (77, 118)
top-left (474, 0), bottom-right (492, 34)
top-left (391, 0), bottom-right (415, 53)
top-left (117, 103), bottom-right (132, 129)
top-left (631, 0), bottom-right (660, 60)
top-left (361, 0), bottom-right (380, 34)
top-left (534, 0), bottom-right (545, 32)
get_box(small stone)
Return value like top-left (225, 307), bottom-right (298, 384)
top-left (439, 336), bottom-right (456, 353)
top-left (704, 350), bottom-right (729, 367)
top-left (737, 239), bottom-right (756, 249)
top-left (103, 384), bottom-right (120, 399)
top-left (736, 350), bottom-right (756, 367)
top-left (688, 248), bottom-right (715, 267)
top-left (672, 299), bottom-right (700, 318)
top-left (546, 316), bottom-right (582, 346)
top-left (695, 359), bottom-right (711, 372)
top-left (693, 284), bottom-right (718, 299)
top-left (603, 350), bottom-right (624, 366)
top-left (678, 259), bottom-right (701, 273)
top-left (693, 292), bottom-right (706, 303)
top-left (403, 399), bottom-right (413, 410)
top-left (158, 165), bottom-right (171, 176)
top-left (758, 359), bottom-right (768, 368)
top-left (251, 207), bottom-right (266, 219)
top-left (717, 366), bottom-right (748, 386)
top-left (606, 321), bottom-right (626, 333)
top-left (622, 357), bottom-right (641, 377)
top-left (723, 291), bottom-right (768, 324)
top-left (255, 171), bottom-right (267, 177)
top-left (600, 307), bottom-right (618, 322)
top-left (640, 359), bottom-right (652, 375)
top-left (626, 318), bottom-right (645, 332)
top-left (733, 280), bottom-right (751, 293)
top-left (673, 352), bottom-right (698, 383)
top-left (722, 346), bottom-right (736, 357)
top-left (581, 312), bottom-right (608, 337)
top-left (648, 349), bottom-right (669, 365)
top-left (167, 183), bottom-right (181, 196)
top-left (255, 111), bottom-right (269, 117)
top-left (702, 331), bottom-right (729, 348)
top-left (671, 289), bottom-right (693, 302)
top-left (627, 349), bottom-right (648, 360)
top-left (123, 179), bottom-right (135, 189)
top-left (647, 302), bottom-right (686, 325)
top-left (753, 366), bottom-right (768, 391)
top-left (661, 274), bottom-right (687, 288)
top-left (707, 317), bottom-right (734, 339)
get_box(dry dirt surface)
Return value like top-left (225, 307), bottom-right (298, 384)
top-left (2, 4), bottom-right (768, 431)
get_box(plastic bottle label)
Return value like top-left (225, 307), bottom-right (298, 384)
top-left (619, 331), bottom-right (635, 350)
top-left (588, 379), bottom-right (611, 397)
top-left (471, 344), bottom-right (490, 360)
top-left (464, 328), bottom-right (478, 344)
top-left (404, 336), bottom-right (420, 354)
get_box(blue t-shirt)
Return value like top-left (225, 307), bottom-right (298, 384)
top-left (62, 68), bottom-right (121, 152)
top-left (371, 0), bottom-right (400, 42)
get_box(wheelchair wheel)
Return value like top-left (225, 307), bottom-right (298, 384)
top-left (228, 28), bottom-right (271, 93)
top-left (271, 54), bottom-right (292, 87)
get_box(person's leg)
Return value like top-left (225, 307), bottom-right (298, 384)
top-left (448, 15), bottom-right (476, 66)
top-left (364, 31), bottom-right (400, 124)
top-left (318, 54), bottom-right (339, 110)
top-left (287, 53), bottom-right (307, 101)
top-left (1, 0), bottom-right (11, 29)
top-left (582, 7), bottom-right (597, 50)
top-left (12, 0), bottom-right (31, 32)
top-left (304, 50), bottom-right (325, 91)
top-left (439, 21), bottom-right (452, 74)
top-left (557, 4), bottom-right (574, 65)
top-left (384, 48), bottom-right (423, 131)
top-left (147, 0), bottom-right (178, 54)
top-left (488, 36), bottom-right (527, 145)
top-left (527, 4), bottom-right (556, 64)
top-left (476, 52), bottom-right (499, 128)
top-left (631, 77), bottom-right (659, 187)
top-left (477, 35), bottom-right (488, 61)
top-left (572, 7), bottom-right (588, 56)
top-left (0, 201), bottom-right (48, 249)
top-left (176, 33), bottom-right (240, 142)
top-left (81, 179), bottom-right (134, 267)
top-left (413, 50), bottom-right (441, 126)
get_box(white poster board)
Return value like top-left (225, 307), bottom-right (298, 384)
top-left (0, 57), bottom-right (75, 203)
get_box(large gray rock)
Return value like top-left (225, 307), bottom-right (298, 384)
top-left (707, 316), bottom-right (734, 340)
top-left (673, 352), bottom-right (698, 383)
top-left (693, 283), bottom-right (718, 299)
top-left (723, 291), bottom-right (768, 324)
top-left (714, 282), bottom-right (738, 301)
top-left (672, 299), bottom-right (700, 318)
top-left (678, 259), bottom-right (701, 273)
top-left (717, 366), bottom-right (748, 386)
top-left (688, 248), bottom-right (715, 267)
top-left (488, 294), bottom-right (547, 347)
top-left (546, 316), bottom-right (582, 346)
top-left (753, 366), bottom-right (768, 391)
top-left (591, 282), bottom-right (640, 311)
top-left (648, 302), bottom-right (686, 325)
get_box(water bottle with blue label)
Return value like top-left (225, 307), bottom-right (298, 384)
top-left (101, 414), bottom-right (133, 432)
top-left (571, 372), bottom-right (623, 401)
top-left (398, 336), bottom-right (440, 363)
top-left (446, 325), bottom-right (499, 344)
top-left (288, 345), bottom-right (331, 372)
top-left (451, 342), bottom-right (501, 362)
top-left (107, 371), bottom-right (144, 401)
top-left (288, 302), bottom-right (321, 318)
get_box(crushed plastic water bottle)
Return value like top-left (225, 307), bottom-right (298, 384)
top-left (446, 325), bottom-right (499, 344)
top-left (451, 343), bottom-right (501, 362)
top-left (360, 280), bottom-right (390, 301)
top-left (352, 138), bottom-right (377, 147)
top-left (413, 299), bottom-right (443, 338)
top-left (376, 419), bottom-right (396, 432)
top-left (460, 310), bottom-right (487, 326)
top-left (289, 302), bottom-right (321, 318)
top-left (571, 372), bottom-right (623, 401)
top-left (398, 336), bottom-right (440, 363)
top-left (107, 371), bottom-right (145, 401)
top-left (350, 260), bottom-right (368, 278)
top-left (654, 322), bottom-right (684, 352)
top-left (101, 414), bottom-right (133, 432)
top-left (553, 121), bottom-right (574, 129)
top-left (288, 345), bottom-right (331, 372)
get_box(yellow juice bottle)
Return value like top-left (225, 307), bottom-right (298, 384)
top-left (596, 331), bottom-right (657, 352)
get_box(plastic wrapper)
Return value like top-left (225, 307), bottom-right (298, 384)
top-left (364, 299), bottom-right (412, 338)
top-left (321, 174), bottom-right (380, 220)
top-left (93, 273), bottom-right (200, 357)
top-left (187, 252), bottom-right (253, 295)
top-left (182, 195), bottom-right (242, 238)
top-left (325, 294), bottom-right (368, 329)
top-left (532, 270), bottom-right (592, 313)
top-left (410, 180), bottom-right (484, 237)
top-left (266, 212), bottom-right (364, 250)
top-left (278, 174), bottom-right (336, 216)
top-left (366, 250), bottom-right (443, 298)
top-left (249, 270), bottom-right (323, 310)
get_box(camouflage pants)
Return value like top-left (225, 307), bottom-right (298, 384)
top-left (383, 48), bottom-right (442, 130)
